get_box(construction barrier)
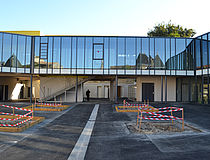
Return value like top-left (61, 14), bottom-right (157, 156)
top-left (0, 104), bottom-right (33, 127)
top-left (115, 100), bottom-right (158, 112)
top-left (136, 106), bottom-right (184, 131)
top-left (23, 98), bottom-right (70, 112)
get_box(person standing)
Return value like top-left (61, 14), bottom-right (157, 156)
top-left (86, 89), bottom-right (90, 101)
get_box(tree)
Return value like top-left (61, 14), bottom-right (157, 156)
top-left (147, 21), bottom-right (196, 37)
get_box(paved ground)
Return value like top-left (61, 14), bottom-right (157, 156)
top-left (0, 101), bottom-right (210, 160)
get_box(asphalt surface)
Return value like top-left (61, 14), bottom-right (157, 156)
top-left (0, 102), bottom-right (210, 160)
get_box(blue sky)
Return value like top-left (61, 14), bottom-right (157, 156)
top-left (0, 0), bottom-right (210, 36)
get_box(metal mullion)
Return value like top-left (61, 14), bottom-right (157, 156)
top-left (46, 37), bottom-right (49, 74)
top-left (135, 37), bottom-right (137, 75)
top-left (207, 34), bottom-right (210, 104)
top-left (84, 37), bottom-right (86, 74)
top-left (70, 37), bottom-right (72, 74)
top-left (185, 39), bottom-right (187, 75)
top-left (175, 38), bottom-right (176, 75)
top-left (164, 38), bottom-right (166, 75)
top-left (76, 37), bottom-right (78, 75)
top-left (39, 37), bottom-right (41, 74)
top-left (52, 37), bottom-right (54, 74)
top-left (92, 37), bottom-right (94, 75)
top-left (116, 38), bottom-right (118, 75)
top-left (148, 38), bottom-right (150, 75)
top-left (154, 38), bottom-right (155, 75)
top-left (103, 37), bottom-right (104, 75)
top-left (10, 35), bottom-right (13, 72)
top-left (108, 37), bottom-right (110, 75)
top-left (60, 37), bottom-right (62, 74)
top-left (1, 33), bottom-right (3, 72)
top-left (16, 36), bottom-right (19, 73)
top-left (24, 36), bottom-right (27, 73)
top-left (170, 38), bottom-right (171, 75)
top-left (124, 38), bottom-right (126, 75)
top-left (141, 38), bottom-right (142, 75)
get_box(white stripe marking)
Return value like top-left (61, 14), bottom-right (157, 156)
top-left (68, 104), bottom-right (99, 160)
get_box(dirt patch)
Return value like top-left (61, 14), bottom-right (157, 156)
top-left (127, 121), bottom-right (199, 134)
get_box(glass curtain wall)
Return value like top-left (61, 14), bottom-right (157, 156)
top-left (0, 32), bottom-right (31, 72)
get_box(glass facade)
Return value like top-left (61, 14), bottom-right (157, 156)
top-left (0, 32), bottom-right (210, 103)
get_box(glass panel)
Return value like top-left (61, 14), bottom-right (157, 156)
top-left (53, 37), bottom-right (60, 69)
top-left (93, 60), bottom-right (103, 69)
top-left (149, 38), bottom-right (154, 69)
top-left (2, 33), bottom-right (12, 67)
top-left (171, 38), bottom-right (175, 69)
top-left (126, 38), bottom-right (136, 70)
top-left (118, 38), bottom-right (125, 69)
top-left (85, 37), bottom-right (92, 69)
top-left (155, 38), bottom-right (165, 69)
top-left (136, 38), bottom-right (142, 70)
top-left (209, 33), bottom-right (210, 68)
top-left (110, 38), bottom-right (117, 69)
top-left (48, 37), bottom-right (53, 69)
top-left (176, 39), bottom-right (186, 70)
top-left (142, 38), bottom-right (149, 69)
top-left (25, 37), bottom-right (31, 69)
top-left (202, 35), bottom-right (208, 69)
top-left (40, 37), bottom-right (48, 69)
top-left (17, 36), bottom-right (25, 68)
top-left (165, 38), bottom-right (170, 69)
top-left (186, 39), bottom-right (193, 70)
top-left (94, 37), bottom-right (103, 43)
top-left (72, 37), bottom-right (76, 68)
top-left (195, 39), bottom-right (201, 69)
top-left (0, 33), bottom-right (2, 67)
top-left (34, 37), bottom-right (40, 69)
top-left (11, 35), bottom-right (17, 68)
top-left (93, 43), bottom-right (103, 59)
top-left (61, 37), bottom-right (71, 69)
top-left (77, 37), bottom-right (85, 69)
top-left (104, 38), bottom-right (109, 69)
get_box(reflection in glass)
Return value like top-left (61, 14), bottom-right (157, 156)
top-left (85, 37), bottom-right (92, 69)
top-left (126, 38), bottom-right (136, 69)
top-left (17, 36), bottom-right (26, 68)
top-left (11, 35), bottom-right (17, 68)
top-left (110, 38), bottom-right (117, 69)
top-left (77, 37), bottom-right (84, 69)
top-left (53, 37), bottom-right (60, 69)
top-left (141, 38), bottom-right (149, 69)
top-left (2, 34), bottom-right (12, 68)
top-left (155, 38), bottom-right (165, 69)
top-left (117, 38), bottom-right (125, 69)
top-left (61, 37), bottom-right (71, 68)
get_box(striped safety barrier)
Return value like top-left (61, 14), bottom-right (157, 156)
top-left (0, 104), bottom-right (33, 127)
top-left (136, 106), bottom-right (184, 131)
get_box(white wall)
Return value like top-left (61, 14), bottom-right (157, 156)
top-left (136, 76), bottom-right (176, 102)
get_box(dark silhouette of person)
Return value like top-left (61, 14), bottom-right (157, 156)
top-left (86, 89), bottom-right (90, 101)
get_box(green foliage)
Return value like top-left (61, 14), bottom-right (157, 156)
top-left (147, 21), bottom-right (196, 38)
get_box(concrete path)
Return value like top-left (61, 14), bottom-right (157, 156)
top-left (0, 103), bottom-right (210, 160)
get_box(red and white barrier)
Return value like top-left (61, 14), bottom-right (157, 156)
top-left (0, 104), bottom-right (33, 127)
top-left (136, 105), bottom-right (184, 131)
top-left (35, 102), bottom-right (62, 106)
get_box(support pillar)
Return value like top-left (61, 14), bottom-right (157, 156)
top-left (165, 76), bottom-right (167, 103)
top-left (161, 76), bottom-right (163, 103)
top-left (75, 76), bottom-right (78, 103)
top-left (115, 75), bottom-right (118, 103)
top-left (30, 75), bottom-right (33, 104)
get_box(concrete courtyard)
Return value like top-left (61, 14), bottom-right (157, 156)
top-left (0, 101), bottom-right (210, 160)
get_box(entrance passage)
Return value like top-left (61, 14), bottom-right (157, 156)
top-left (142, 83), bottom-right (154, 102)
